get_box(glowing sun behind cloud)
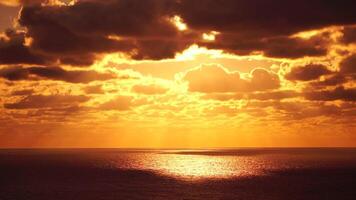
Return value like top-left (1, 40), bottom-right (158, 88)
top-left (0, 0), bottom-right (355, 148)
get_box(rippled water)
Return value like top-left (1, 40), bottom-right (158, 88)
top-left (1, 148), bottom-right (356, 199)
top-left (86, 148), bottom-right (356, 179)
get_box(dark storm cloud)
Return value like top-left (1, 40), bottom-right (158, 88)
top-left (0, 66), bottom-right (116, 83)
top-left (199, 34), bottom-right (329, 59)
top-left (0, 30), bottom-right (48, 65)
top-left (19, 4), bottom-right (136, 64)
top-left (2, 0), bottom-right (356, 66)
top-left (177, 0), bottom-right (356, 37)
top-left (285, 64), bottom-right (332, 81)
top-left (17, 0), bottom-right (192, 63)
top-left (4, 94), bottom-right (90, 109)
top-left (262, 36), bottom-right (329, 59)
top-left (176, 0), bottom-right (356, 58)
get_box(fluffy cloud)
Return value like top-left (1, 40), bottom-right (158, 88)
top-left (183, 64), bottom-right (280, 93)
top-left (16, 0), bottom-right (193, 65)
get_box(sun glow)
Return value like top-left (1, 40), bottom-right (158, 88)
top-left (202, 31), bottom-right (219, 41)
top-left (0, 0), bottom-right (20, 6)
top-left (175, 45), bottom-right (223, 61)
top-left (170, 15), bottom-right (188, 31)
top-left (118, 151), bottom-right (262, 179)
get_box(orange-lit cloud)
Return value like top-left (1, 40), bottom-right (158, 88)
top-left (0, 0), bottom-right (355, 148)
top-left (183, 64), bottom-right (280, 93)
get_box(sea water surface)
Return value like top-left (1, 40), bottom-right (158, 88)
top-left (1, 148), bottom-right (356, 199)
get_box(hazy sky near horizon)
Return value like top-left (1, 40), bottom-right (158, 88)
top-left (0, 0), bottom-right (355, 148)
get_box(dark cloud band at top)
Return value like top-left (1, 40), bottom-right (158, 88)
top-left (0, 0), bottom-right (355, 67)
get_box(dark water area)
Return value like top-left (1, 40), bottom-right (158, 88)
top-left (1, 148), bottom-right (356, 200)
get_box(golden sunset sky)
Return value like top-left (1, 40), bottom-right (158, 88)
top-left (0, 0), bottom-right (355, 148)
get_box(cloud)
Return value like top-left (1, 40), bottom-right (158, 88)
top-left (249, 68), bottom-right (281, 91)
top-left (177, 0), bottom-right (355, 58)
top-left (200, 34), bottom-right (329, 59)
top-left (17, 0), bottom-right (193, 64)
top-left (293, 53), bottom-right (356, 91)
top-left (178, 0), bottom-right (356, 38)
top-left (183, 64), bottom-right (280, 93)
top-left (304, 86), bottom-right (356, 102)
top-left (132, 84), bottom-right (168, 95)
top-left (0, 66), bottom-right (116, 83)
top-left (248, 90), bottom-right (300, 101)
top-left (202, 93), bottom-right (244, 101)
top-left (83, 85), bottom-right (104, 94)
top-left (285, 64), bottom-right (332, 81)
top-left (10, 89), bottom-right (34, 96)
top-left (341, 26), bottom-right (356, 44)
top-left (0, 0), bottom-right (50, 7)
top-left (0, 0), bottom-right (20, 6)
top-left (0, 30), bottom-right (48, 65)
top-left (262, 36), bottom-right (329, 58)
top-left (245, 100), bottom-right (355, 120)
top-left (310, 74), bottom-right (348, 87)
top-left (0, 66), bottom-right (28, 80)
top-left (0, 0), bottom-right (354, 68)
top-left (339, 54), bottom-right (356, 74)
top-left (99, 95), bottom-right (133, 111)
top-left (203, 90), bottom-right (300, 101)
top-left (306, 54), bottom-right (356, 88)
top-left (4, 94), bottom-right (90, 109)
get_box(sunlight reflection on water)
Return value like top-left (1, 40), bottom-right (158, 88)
top-left (103, 148), bottom-right (356, 180)
top-left (145, 154), bottom-right (261, 179)
top-left (109, 150), bottom-right (266, 179)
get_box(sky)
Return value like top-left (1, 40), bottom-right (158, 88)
top-left (0, 0), bottom-right (355, 148)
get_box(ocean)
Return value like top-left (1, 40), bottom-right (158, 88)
top-left (1, 148), bottom-right (356, 200)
